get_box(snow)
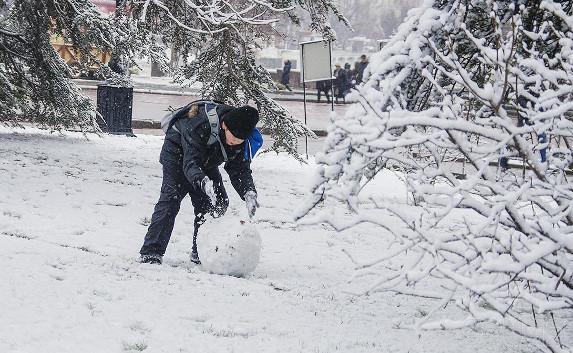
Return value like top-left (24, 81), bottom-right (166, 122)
top-left (199, 218), bottom-right (262, 277)
top-left (0, 126), bottom-right (536, 353)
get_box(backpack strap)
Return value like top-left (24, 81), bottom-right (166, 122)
top-left (204, 102), bottom-right (228, 162)
top-left (171, 118), bottom-right (181, 133)
top-left (205, 102), bottom-right (219, 145)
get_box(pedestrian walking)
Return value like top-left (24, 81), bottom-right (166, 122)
top-left (139, 101), bottom-right (261, 265)
top-left (356, 54), bottom-right (369, 84)
top-left (333, 64), bottom-right (348, 104)
top-left (281, 60), bottom-right (292, 91)
top-left (316, 79), bottom-right (331, 103)
top-left (344, 63), bottom-right (355, 91)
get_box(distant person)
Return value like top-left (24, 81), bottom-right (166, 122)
top-left (281, 60), bottom-right (292, 91)
top-left (316, 79), bottom-right (331, 103)
top-left (344, 63), bottom-right (355, 91)
top-left (108, 52), bottom-right (126, 75)
top-left (333, 64), bottom-right (348, 104)
top-left (356, 54), bottom-right (369, 84)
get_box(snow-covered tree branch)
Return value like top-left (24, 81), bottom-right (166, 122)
top-left (0, 0), bottom-right (119, 130)
top-left (298, 0), bottom-right (573, 351)
top-left (127, 0), bottom-right (349, 156)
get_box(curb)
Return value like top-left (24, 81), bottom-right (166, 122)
top-left (131, 119), bottom-right (328, 137)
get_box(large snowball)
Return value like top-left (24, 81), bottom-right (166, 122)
top-left (197, 217), bottom-right (262, 277)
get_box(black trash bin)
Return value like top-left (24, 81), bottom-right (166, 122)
top-left (97, 85), bottom-right (134, 135)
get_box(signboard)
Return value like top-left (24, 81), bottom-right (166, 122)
top-left (300, 40), bottom-right (332, 82)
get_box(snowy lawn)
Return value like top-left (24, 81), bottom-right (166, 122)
top-left (0, 127), bottom-right (532, 353)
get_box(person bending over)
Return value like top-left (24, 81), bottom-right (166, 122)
top-left (139, 102), bottom-right (260, 265)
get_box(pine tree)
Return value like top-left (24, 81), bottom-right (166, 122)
top-left (126, 0), bottom-right (348, 157)
top-left (1, 1), bottom-right (348, 153)
top-left (0, 0), bottom-right (118, 130)
top-left (298, 1), bottom-right (573, 351)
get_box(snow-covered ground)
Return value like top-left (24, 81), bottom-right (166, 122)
top-left (0, 127), bottom-right (534, 353)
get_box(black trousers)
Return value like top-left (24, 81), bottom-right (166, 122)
top-left (140, 162), bottom-right (228, 256)
top-left (317, 89), bottom-right (330, 102)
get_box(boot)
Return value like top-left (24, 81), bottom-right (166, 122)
top-left (139, 253), bottom-right (163, 265)
top-left (190, 250), bottom-right (201, 264)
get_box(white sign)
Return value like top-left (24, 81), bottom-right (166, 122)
top-left (300, 40), bottom-right (332, 82)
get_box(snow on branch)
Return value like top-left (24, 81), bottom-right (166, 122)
top-left (299, 1), bottom-right (573, 352)
top-left (130, 0), bottom-right (347, 156)
top-left (1, 0), bottom-right (120, 129)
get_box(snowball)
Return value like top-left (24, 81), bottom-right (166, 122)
top-left (197, 217), bottom-right (262, 277)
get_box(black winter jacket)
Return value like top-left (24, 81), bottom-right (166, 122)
top-left (159, 103), bottom-right (256, 199)
top-left (281, 62), bottom-right (291, 84)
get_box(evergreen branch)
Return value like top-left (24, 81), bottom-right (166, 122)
top-left (146, 0), bottom-right (227, 34)
top-left (0, 27), bottom-right (25, 41)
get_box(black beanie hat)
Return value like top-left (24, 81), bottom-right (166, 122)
top-left (223, 105), bottom-right (259, 140)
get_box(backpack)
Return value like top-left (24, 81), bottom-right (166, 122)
top-left (160, 99), bottom-right (221, 134)
top-left (160, 100), bottom-right (263, 161)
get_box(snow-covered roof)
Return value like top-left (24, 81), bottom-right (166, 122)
top-left (348, 36), bottom-right (371, 43)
